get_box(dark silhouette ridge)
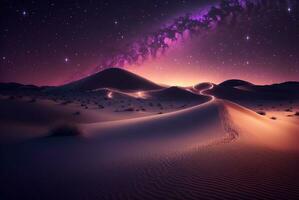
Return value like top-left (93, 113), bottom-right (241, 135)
top-left (55, 68), bottom-right (163, 92)
top-left (206, 80), bottom-right (299, 101)
top-left (218, 79), bottom-right (253, 87)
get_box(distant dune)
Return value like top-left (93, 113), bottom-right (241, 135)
top-left (217, 79), bottom-right (253, 87)
top-left (55, 68), bottom-right (163, 92)
top-left (0, 82), bottom-right (44, 92)
top-left (207, 80), bottom-right (299, 101)
top-left (1, 70), bottom-right (299, 200)
top-left (194, 82), bottom-right (214, 91)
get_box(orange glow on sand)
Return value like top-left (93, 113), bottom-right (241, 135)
top-left (131, 91), bottom-right (148, 99)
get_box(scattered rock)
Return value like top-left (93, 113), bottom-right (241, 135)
top-left (257, 111), bottom-right (266, 116)
top-left (49, 124), bottom-right (81, 137)
top-left (61, 100), bottom-right (72, 105)
top-left (73, 111), bottom-right (80, 115)
top-left (29, 98), bottom-right (36, 103)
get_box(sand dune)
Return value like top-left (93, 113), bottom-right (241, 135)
top-left (193, 82), bottom-right (215, 91)
top-left (85, 100), bottom-right (229, 154)
top-left (208, 80), bottom-right (299, 101)
top-left (222, 100), bottom-right (299, 151)
top-left (2, 97), bottom-right (299, 199)
top-left (1, 70), bottom-right (299, 199)
top-left (55, 67), bottom-right (163, 92)
top-left (85, 98), bottom-right (299, 152)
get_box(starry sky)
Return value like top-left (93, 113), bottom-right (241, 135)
top-left (1, 0), bottom-right (299, 86)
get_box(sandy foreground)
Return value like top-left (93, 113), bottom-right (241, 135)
top-left (1, 83), bottom-right (299, 200)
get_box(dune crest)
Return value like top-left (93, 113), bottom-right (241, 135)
top-left (56, 67), bottom-right (163, 92)
top-left (1, 69), bottom-right (299, 200)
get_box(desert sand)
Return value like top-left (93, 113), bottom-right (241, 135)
top-left (1, 68), bottom-right (299, 200)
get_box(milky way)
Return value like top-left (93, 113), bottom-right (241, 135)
top-left (95, 0), bottom-right (296, 68)
top-left (93, 0), bottom-right (299, 85)
top-left (1, 0), bottom-right (299, 86)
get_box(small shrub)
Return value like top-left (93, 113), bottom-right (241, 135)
top-left (257, 111), bottom-right (266, 116)
top-left (61, 100), bottom-right (72, 105)
top-left (270, 117), bottom-right (277, 120)
top-left (73, 111), bottom-right (80, 115)
top-left (124, 107), bottom-right (134, 112)
top-left (29, 98), bottom-right (36, 103)
top-left (49, 124), bottom-right (81, 137)
top-left (295, 112), bottom-right (299, 116)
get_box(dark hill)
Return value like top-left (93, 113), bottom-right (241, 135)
top-left (56, 68), bottom-right (163, 92)
top-left (207, 80), bottom-right (299, 101)
top-left (218, 79), bottom-right (252, 87)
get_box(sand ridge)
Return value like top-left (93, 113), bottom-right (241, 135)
top-left (1, 69), bottom-right (299, 199)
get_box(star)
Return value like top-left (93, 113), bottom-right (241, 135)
top-left (114, 20), bottom-right (118, 25)
top-left (22, 10), bottom-right (27, 16)
top-left (64, 57), bottom-right (69, 62)
top-left (246, 35), bottom-right (250, 41)
top-left (288, 7), bottom-right (291, 13)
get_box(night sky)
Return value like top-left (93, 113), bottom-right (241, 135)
top-left (1, 0), bottom-right (299, 86)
